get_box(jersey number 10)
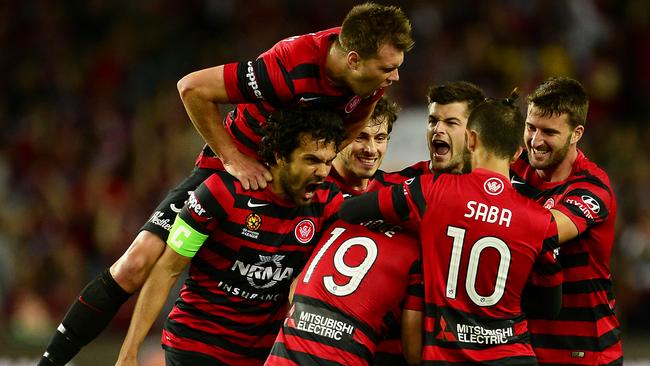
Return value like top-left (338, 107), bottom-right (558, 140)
top-left (446, 225), bottom-right (511, 306)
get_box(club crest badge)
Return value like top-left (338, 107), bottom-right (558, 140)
top-left (483, 177), bottom-right (504, 196)
top-left (294, 219), bottom-right (315, 244)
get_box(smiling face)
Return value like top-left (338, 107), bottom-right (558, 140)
top-left (427, 101), bottom-right (471, 173)
top-left (334, 117), bottom-right (389, 183)
top-left (524, 104), bottom-right (575, 171)
top-left (347, 43), bottom-right (404, 97)
top-left (275, 133), bottom-right (338, 205)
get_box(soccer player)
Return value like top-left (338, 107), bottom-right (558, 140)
top-left (265, 219), bottom-right (423, 366)
top-left (264, 97), bottom-right (423, 366)
top-left (327, 96), bottom-right (400, 197)
top-left (115, 108), bottom-right (345, 366)
top-left (37, 4), bottom-right (414, 366)
top-left (340, 96), bottom-right (566, 365)
top-left (370, 81), bottom-right (485, 366)
top-left (511, 77), bottom-right (623, 365)
top-left (372, 81), bottom-right (486, 189)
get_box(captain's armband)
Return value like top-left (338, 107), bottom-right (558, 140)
top-left (167, 216), bottom-right (208, 258)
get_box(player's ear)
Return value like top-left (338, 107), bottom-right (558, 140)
top-left (347, 51), bottom-right (361, 70)
top-left (466, 129), bottom-right (477, 153)
top-left (570, 125), bottom-right (584, 144)
top-left (511, 145), bottom-right (524, 164)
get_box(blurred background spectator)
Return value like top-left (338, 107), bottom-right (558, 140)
top-left (1, 0), bottom-right (649, 363)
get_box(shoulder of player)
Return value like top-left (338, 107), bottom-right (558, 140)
top-left (312, 181), bottom-right (342, 202)
top-left (265, 27), bottom-right (337, 61)
top-left (573, 153), bottom-right (613, 190)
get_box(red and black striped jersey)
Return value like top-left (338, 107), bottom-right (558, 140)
top-left (264, 220), bottom-right (422, 366)
top-left (369, 160), bottom-right (431, 366)
top-left (511, 151), bottom-right (622, 365)
top-left (369, 160), bottom-right (432, 192)
top-left (371, 169), bottom-right (561, 365)
top-left (325, 163), bottom-right (426, 365)
top-left (196, 27), bottom-right (384, 169)
top-left (162, 171), bottom-right (343, 365)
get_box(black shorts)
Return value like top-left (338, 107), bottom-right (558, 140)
top-left (164, 347), bottom-right (229, 366)
top-left (140, 167), bottom-right (217, 241)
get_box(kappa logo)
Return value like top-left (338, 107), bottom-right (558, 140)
top-left (245, 61), bottom-right (263, 100)
top-left (344, 95), bottom-right (362, 114)
top-left (483, 177), bottom-right (504, 195)
top-left (543, 198), bottom-right (555, 210)
top-left (581, 195), bottom-right (601, 214)
top-left (170, 190), bottom-right (194, 213)
top-left (295, 219), bottom-right (316, 244)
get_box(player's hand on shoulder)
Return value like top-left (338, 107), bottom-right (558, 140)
top-left (223, 150), bottom-right (272, 190)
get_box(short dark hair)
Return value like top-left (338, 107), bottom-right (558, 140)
top-left (339, 2), bottom-right (414, 58)
top-left (370, 96), bottom-right (400, 134)
top-left (468, 90), bottom-right (524, 159)
top-left (426, 81), bottom-right (486, 116)
top-left (259, 108), bottom-right (345, 165)
top-left (527, 76), bottom-right (588, 129)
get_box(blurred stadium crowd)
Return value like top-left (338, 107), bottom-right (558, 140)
top-left (1, 0), bottom-right (649, 352)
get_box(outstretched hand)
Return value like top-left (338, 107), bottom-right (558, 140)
top-left (223, 151), bottom-right (273, 190)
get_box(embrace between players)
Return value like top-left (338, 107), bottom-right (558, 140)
top-left (39, 3), bottom-right (622, 366)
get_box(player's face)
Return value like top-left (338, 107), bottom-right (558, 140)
top-left (276, 134), bottom-right (338, 205)
top-left (349, 43), bottom-right (404, 97)
top-left (336, 118), bottom-right (389, 179)
top-left (524, 105), bottom-right (573, 170)
top-left (427, 101), bottom-right (470, 173)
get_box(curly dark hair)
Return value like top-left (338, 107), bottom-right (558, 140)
top-left (259, 108), bottom-right (345, 165)
top-left (468, 89), bottom-right (524, 159)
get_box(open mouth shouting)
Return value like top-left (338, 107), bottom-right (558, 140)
top-left (303, 181), bottom-right (323, 201)
top-left (432, 139), bottom-right (451, 160)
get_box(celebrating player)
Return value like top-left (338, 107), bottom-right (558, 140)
top-left (340, 95), bottom-right (566, 365)
top-left (511, 76), bottom-right (623, 365)
top-left (38, 4), bottom-right (413, 366)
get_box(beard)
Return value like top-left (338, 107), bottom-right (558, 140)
top-left (527, 135), bottom-right (571, 170)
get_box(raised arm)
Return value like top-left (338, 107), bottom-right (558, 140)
top-left (115, 246), bottom-right (190, 366)
top-left (177, 65), bottom-right (272, 190)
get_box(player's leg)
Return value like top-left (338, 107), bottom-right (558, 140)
top-left (37, 167), bottom-right (214, 366)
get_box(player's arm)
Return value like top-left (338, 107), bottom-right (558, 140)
top-left (116, 216), bottom-right (207, 366)
top-left (550, 209), bottom-right (579, 244)
top-left (115, 245), bottom-right (190, 366)
top-left (177, 65), bottom-right (272, 190)
top-left (401, 309), bottom-right (423, 366)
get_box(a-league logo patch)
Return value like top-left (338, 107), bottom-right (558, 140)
top-left (246, 213), bottom-right (262, 231)
top-left (294, 219), bottom-right (316, 244)
top-left (483, 177), bottom-right (504, 195)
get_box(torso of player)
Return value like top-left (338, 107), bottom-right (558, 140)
top-left (182, 171), bottom-right (341, 305)
top-left (416, 169), bottom-right (552, 318)
top-left (511, 151), bottom-right (617, 282)
top-left (215, 27), bottom-right (383, 159)
top-left (293, 220), bottom-right (420, 337)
